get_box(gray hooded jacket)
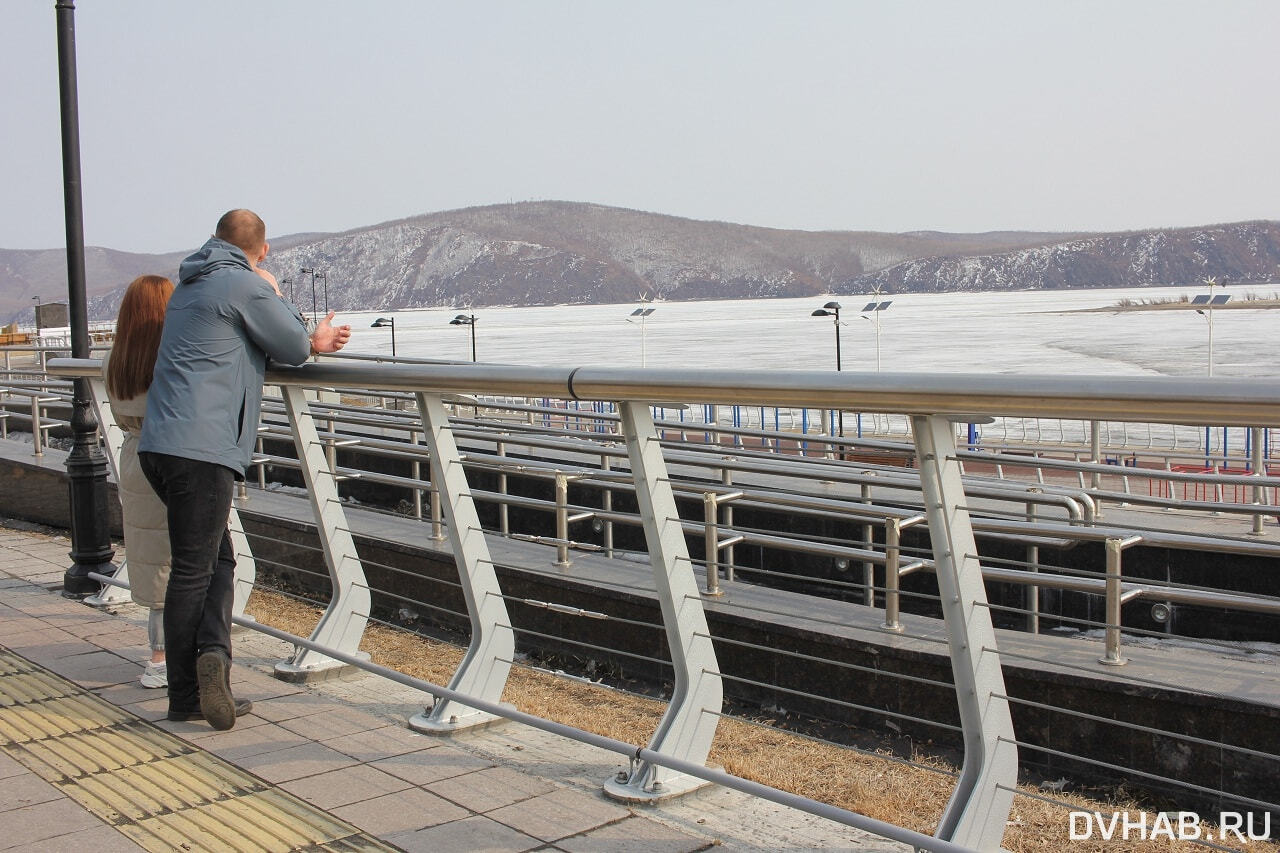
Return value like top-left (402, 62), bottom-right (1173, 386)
top-left (139, 237), bottom-right (311, 473)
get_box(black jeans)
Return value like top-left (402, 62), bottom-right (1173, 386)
top-left (138, 452), bottom-right (236, 712)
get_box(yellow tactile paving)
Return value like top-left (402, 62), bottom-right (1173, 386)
top-left (0, 646), bottom-right (397, 852)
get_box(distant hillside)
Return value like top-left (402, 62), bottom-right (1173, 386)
top-left (0, 231), bottom-right (338, 324)
top-left (242, 202), bottom-right (1073, 315)
top-left (848, 221), bottom-right (1280, 293)
top-left (0, 246), bottom-right (186, 325)
top-left (4, 202), bottom-right (1277, 323)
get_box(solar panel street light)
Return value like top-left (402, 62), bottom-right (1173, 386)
top-left (1192, 278), bottom-right (1229, 378)
top-left (860, 300), bottom-right (892, 372)
top-left (626, 306), bottom-right (656, 365)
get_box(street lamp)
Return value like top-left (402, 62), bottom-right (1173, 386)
top-left (626, 306), bottom-right (656, 366)
top-left (315, 270), bottom-right (328, 314)
top-left (280, 277), bottom-right (293, 303)
top-left (450, 313), bottom-right (477, 362)
top-left (1191, 276), bottom-right (1229, 377)
top-left (810, 301), bottom-right (843, 438)
top-left (371, 317), bottom-right (396, 357)
top-left (55, 0), bottom-right (116, 597)
top-left (299, 267), bottom-right (317, 325)
top-left (860, 290), bottom-right (892, 372)
top-left (1192, 277), bottom-right (1229, 466)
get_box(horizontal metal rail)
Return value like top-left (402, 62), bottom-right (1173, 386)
top-left (250, 361), bottom-right (1280, 427)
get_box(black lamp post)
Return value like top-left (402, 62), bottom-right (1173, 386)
top-left (371, 317), bottom-right (396, 357)
top-left (281, 276), bottom-right (293, 303)
top-left (810, 301), bottom-right (844, 439)
top-left (299, 267), bottom-right (317, 325)
top-left (450, 313), bottom-right (477, 362)
top-left (55, 0), bottom-right (115, 597)
top-left (315, 270), bottom-right (328, 314)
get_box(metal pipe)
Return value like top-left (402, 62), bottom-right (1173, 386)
top-left (600, 451), bottom-right (613, 556)
top-left (721, 463), bottom-right (735, 581)
top-left (160, 605), bottom-right (970, 853)
top-left (255, 436), bottom-right (266, 490)
top-left (882, 518), bottom-right (903, 633)
top-left (1026, 497), bottom-right (1039, 634)
top-left (861, 479), bottom-right (875, 606)
top-left (1251, 426), bottom-right (1265, 536)
top-left (498, 439), bottom-right (510, 535)
top-left (703, 492), bottom-right (722, 596)
top-left (1089, 420), bottom-right (1102, 491)
top-left (45, 355), bottom-right (1280, 435)
top-left (554, 472), bottom-right (571, 567)
top-left (30, 398), bottom-right (43, 457)
top-left (411, 458), bottom-right (423, 519)
top-left (1099, 537), bottom-right (1133, 666)
top-left (429, 487), bottom-right (444, 541)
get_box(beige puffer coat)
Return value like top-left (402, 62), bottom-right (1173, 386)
top-left (106, 360), bottom-right (171, 610)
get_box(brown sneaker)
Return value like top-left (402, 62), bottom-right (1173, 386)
top-left (196, 649), bottom-right (238, 730)
top-left (167, 698), bottom-right (253, 723)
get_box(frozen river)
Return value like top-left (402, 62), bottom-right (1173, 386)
top-left (337, 285), bottom-right (1279, 380)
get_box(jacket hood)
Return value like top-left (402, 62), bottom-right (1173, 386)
top-left (178, 237), bottom-right (252, 285)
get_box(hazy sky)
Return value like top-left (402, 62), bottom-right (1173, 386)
top-left (3, 1), bottom-right (1278, 255)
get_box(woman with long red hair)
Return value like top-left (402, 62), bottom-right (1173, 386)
top-left (105, 274), bottom-right (175, 688)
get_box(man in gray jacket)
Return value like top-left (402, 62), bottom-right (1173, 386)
top-left (140, 209), bottom-right (350, 730)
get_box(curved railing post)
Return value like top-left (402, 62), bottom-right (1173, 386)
top-left (912, 414), bottom-right (1017, 850)
top-left (409, 392), bottom-right (515, 733)
top-left (604, 401), bottom-right (723, 802)
top-left (274, 385), bottom-right (371, 680)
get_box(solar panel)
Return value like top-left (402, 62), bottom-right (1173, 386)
top-left (1210, 294), bottom-right (1230, 305)
top-left (1191, 295), bottom-right (1211, 305)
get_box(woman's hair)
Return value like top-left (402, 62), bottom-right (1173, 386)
top-left (105, 275), bottom-right (174, 401)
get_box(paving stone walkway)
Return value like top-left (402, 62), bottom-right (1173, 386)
top-left (0, 521), bottom-right (902, 852)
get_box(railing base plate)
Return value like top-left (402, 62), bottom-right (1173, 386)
top-left (603, 770), bottom-right (715, 804)
top-left (273, 651), bottom-right (370, 684)
top-left (408, 704), bottom-right (514, 735)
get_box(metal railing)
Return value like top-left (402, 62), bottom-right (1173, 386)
top-left (36, 357), bottom-right (1280, 851)
top-left (13, 355), bottom-right (1280, 659)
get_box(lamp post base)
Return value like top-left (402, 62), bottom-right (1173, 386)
top-left (63, 560), bottom-right (114, 599)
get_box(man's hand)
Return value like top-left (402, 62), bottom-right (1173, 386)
top-left (254, 267), bottom-right (284, 298)
top-left (310, 310), bottom-right (352, 354)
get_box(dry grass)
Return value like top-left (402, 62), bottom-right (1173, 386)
top-left (246, 588), bottom-right (1276, 852)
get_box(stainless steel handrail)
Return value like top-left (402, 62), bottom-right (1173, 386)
top-left (250, 361), bottom-right (1280, 427)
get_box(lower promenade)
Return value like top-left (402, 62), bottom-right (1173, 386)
top-left (0, 520), bottom-right (899, 852)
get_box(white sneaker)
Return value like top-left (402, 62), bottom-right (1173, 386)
top-left (140, 662), bottom-right (168, 689)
